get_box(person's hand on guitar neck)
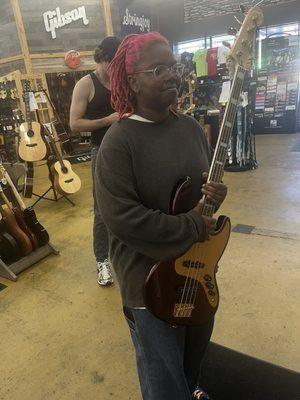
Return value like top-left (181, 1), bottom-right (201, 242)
top-left (201, 171), bottom-right (227, 208)
top-left (194, 172), bottom-right (228, 238)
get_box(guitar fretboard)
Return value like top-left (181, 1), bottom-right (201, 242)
top-left (24, 90), bottom-right (32, 131)
top-left (202, 65), bottom-right (246, 218)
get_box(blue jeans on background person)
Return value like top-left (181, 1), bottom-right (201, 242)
top-left (91, 146), bottom-right (109, 262)
top-left (124, 307), bottom-right (214, 400)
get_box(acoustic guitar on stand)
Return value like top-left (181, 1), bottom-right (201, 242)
top-left (44, 126), bottom-right (81, 196)
top-left (144, 5), bottom-right (263, 325)
top-left (18, 81), bottom-right (47, 162)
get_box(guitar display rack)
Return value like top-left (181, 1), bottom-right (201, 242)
top-left (26, 89), bottom-right (75, 208)
top-left (0, 243), bottom-right (59, 281)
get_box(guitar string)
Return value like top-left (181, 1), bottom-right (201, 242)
top-left (177, 82), bottom-right (237, 318)
top-left (187, 72), bottom-right (245, 315)
top-left (178, 70), bottom-right (245, 318)
top-left (177, 69), bottom-right (244, 317)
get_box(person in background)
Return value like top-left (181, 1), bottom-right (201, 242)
top-left (96, 32), bottom-right (227, 399)
top-left (70, 36), bottom-right (121, 286)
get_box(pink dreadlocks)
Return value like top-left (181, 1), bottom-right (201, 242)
top-left (109, 32), bottom-right (169, 118)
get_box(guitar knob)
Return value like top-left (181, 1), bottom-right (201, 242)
top-left (204, 274), bottom-right (212, 281)
top-left (208, 290), bottom-right (216, 296)
top-left (205, 282), bottom-right (214, 290)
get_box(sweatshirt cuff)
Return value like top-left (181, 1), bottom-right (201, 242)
top-left (187, 209), bottom-right (208, 242)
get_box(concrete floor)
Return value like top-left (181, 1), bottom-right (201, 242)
top-left (0, 133), bottom-right (299, 400)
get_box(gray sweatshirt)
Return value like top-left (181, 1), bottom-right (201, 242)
top-left (96, 112), bottom-right (212, 307)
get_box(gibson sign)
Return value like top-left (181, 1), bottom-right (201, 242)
top-left (43, 6), bottom-right (89, 39)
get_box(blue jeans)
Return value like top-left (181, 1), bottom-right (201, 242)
top-left (124, 307), bottom-right (214, 400)
top-left (91, 146), bottom-right (109, 262)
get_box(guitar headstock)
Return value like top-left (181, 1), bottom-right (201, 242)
top-left (227, 5), bottom-right (263, 79)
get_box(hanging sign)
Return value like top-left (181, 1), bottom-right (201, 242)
top-left (119, 2), bottom-right (151, 36)
top-left (43, 6), bottom-right (89, 39)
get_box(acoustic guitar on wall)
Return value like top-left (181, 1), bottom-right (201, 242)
top-left (18, 81), bottom-right (47, 162)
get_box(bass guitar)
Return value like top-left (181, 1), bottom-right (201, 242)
top-left (44, 126), bottom-right (81, 196)
top-left (0, 162), bottom-right (49, 248)
top-left (18, 81), bottom-right (47, 162)
top-left (144, 5), bottom-right (263, 325)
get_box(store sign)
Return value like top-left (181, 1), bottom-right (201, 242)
top-left (119, 1), bottom-right (151, 37)
top-left (43, 6), bottom-right (89, 39)
top-left (121, 8), bottom-right (151, 33)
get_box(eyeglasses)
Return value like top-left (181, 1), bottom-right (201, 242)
top-left (134, 63), bottom-right (185, 78)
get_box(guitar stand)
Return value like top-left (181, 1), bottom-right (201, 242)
top-left (0, 243), bottom-right (59, 281)
top-left (31, 163), bottom-right (75, 208)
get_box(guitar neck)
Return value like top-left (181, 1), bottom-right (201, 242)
top-left (24, 91), bottom-right (32, 130)
top-left (4, 170), bottom-right (26, 211)
top-left (0, 187), bottom-right (11, 209)
top-left (202, 65), bottom-right (246, 218)
top-left (44, 126), bottom-right (66, 169)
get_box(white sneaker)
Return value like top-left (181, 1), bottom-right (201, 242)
top-left (97, 259), bottom-right (114, 286)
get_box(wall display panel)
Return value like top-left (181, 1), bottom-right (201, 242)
top-left (184, 0), bottom-right (298, 23)
top-left (18, 0), bottom-right (107, 53)
top-left (0, 0), bottom-right (22, 58)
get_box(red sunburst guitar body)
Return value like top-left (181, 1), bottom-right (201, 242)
top-left (144, 177), bottom-right (231, 326)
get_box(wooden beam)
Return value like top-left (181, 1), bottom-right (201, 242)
top-left (102, 0), bottom-right (114, 36)
top-left (30, 51), bottom-right (94, 59)
top-left (0, 70), bottom-right (22, 80)
top-left (0, 54), bottom-right (23, 65)
top-left (10, 0), bottom-right (33, 74)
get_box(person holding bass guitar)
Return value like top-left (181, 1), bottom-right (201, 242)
top-left (95, 33), bottom-right (227, 400)
top-left (70, 36), bottom-right (121, 286)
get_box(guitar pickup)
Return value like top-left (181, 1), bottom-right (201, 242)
top-left (26, 144), bottom-right (38, 147)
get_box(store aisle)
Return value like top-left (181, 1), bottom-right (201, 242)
top-left (0, 133), bottom-right (299, 400)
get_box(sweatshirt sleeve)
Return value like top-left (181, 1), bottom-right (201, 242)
top-left (95, 133), bottom-right (208, 262)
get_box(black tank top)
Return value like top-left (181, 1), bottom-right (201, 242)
top-left (85, 72), bottom-right (114, 147)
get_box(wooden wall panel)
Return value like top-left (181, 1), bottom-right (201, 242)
top-left (0, 0), bottom-right (22, 58)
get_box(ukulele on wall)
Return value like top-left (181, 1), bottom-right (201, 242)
top-left (144, 5), bottom-right (263, 325)
top-left (44, 126), bottom-right (81, 196)
top-left (18, 81), bottom-right (47, 162)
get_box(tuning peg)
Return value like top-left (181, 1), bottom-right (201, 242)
top-left (240, 5), bottom-right (247, 14)
top-left (227, 26), bottom-right (237, 36)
